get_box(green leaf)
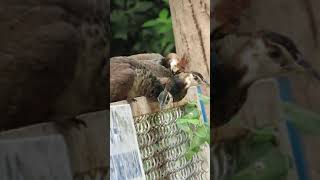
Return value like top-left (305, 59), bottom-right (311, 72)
top-left (131, 1), bottom-right (154, 13)
top-left (195, 126), bottom-right (209, 138)
top-left (185, 150), bottom-right (194, 160)
top-left (158, 25), bottom-right (172, 33)
top-left (229, 149), bottom-right (290, 180)
top-left (198, 94), bottom-right (210, 104)
top-left (111, 10), bottom-right (126, 23)
top-left (177, 123), bottom-right (192, 133)
top-left (160, 39), bottom-right (168, 49)
top-left (184, 102), bottom-right (198, 112)
top-left (183, 109), bottom-right (199, 119)
top-left (188, 100), bottom-right (198, 105)
top-left (142, 20), bottom-right (161, 27)
top-left (113, 0), bottom-right (125, 7)
top-left (281, 101), bottom-right (320, 135)
top-left (163, 43), bottom-right (175, 54)
top-left (163, 0), bottom-right (169, 5)
top-left (249, 128), bottom-right (276, 143)
top-left (159, 9), bottom-right (169, 19)
top-left (177, 118), bottom-right (200, 125)
top-left (157, 18), bottom-right (172, 25)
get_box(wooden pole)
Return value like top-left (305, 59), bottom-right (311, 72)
top-left (169, 0), bottom-right (210, 80)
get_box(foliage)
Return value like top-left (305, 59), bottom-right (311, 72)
top-left (142, 8), bottom-right (175, 54)
top-left (216, 101), bottom-right (320, 180)
top-left (110, 0), bottom-right (175, 56)
top-left (226, 128), bottom-right (291, 180)
top-left (177, 97), bottom-right (210, 160)
top-left (221, 100), bottom-right (320, 180)
top-left (281, 101), bottom-right (320, 135)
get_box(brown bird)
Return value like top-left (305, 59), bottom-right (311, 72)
top-left (0, 8), bottom-right (108, 131)
top-left (162, 53), bottom-right (189, 74)
top-left (126, 53), bottom-right (188, 75)
top-left (110, 57), bottom-right (205, 106)
top-left (111, 55), bottom-right (172, 78)
top-left (213, 30), bottom-right (320, 128)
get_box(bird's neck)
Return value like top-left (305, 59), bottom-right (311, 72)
top-left (213, 62), bottom-right (251, 127)
top-left (167, 78), bottom-right (188, 102)
top-left (233, 49), bottom-right (262, 87)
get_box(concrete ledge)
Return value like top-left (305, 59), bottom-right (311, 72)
top-left (0, 135), bottom-right (73, 180)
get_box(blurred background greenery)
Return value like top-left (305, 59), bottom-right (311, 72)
top-left (110, 0), bottom-right (175, 56)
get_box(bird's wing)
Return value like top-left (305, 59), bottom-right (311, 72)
top-left (111, 56), bottom-right (173, 77)
top-left (0, 20), bottom-right (82, 129)
top-left (127, 53), bottom-right (164, 62)
top-left (110, 61), bottom-right (136, 102)
top-left (140, 61), bottom-right (173, 77)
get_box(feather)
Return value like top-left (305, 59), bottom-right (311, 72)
top-left (177, 53), bottom-right (189, 72)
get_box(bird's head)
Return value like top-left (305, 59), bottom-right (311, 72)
top-left (237, 31), bottom-right (320, 85)
top-left (158, 71), bottom-right (208, 105)
top-left (163, 53), bottom-right (180, 74)
top-left (163, 53), bottom-right (189, 74)
top-left (175, 71), bottom-right (209, 89)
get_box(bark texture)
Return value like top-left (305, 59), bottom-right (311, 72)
top-left (169, 0), bottom-right (210, 80)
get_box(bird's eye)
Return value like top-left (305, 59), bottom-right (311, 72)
top-left (268, 45), bottom-right (282, 58)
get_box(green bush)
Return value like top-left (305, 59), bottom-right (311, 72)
top-left (110, 0), bottom-right (175, 56)
top-left (177, 95), bottom-right (210, 160)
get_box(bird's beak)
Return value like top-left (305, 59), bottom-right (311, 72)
top-left (202, 79), bottom-right (210, 86)
top-left (190, 71), bottom-right (210, 86)
top-left (195, 78), bottom-right (210, 86)
top-left (283, 64), bottom-right (306, 74)
top-left (288, 55), bottom-right (320, 81)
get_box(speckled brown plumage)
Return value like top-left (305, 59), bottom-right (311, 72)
top-left (0, 0), bottom-right (108, 130)
top-left (110, 57), bottom-right (169, 102)
top-left (110, 56), bottom-right (198, 103)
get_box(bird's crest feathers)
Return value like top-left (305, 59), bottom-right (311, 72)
top-left (177, 53), bottom-right (189, 72)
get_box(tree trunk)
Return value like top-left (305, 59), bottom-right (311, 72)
top-left (169, 0), bottom-right (210, 80)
